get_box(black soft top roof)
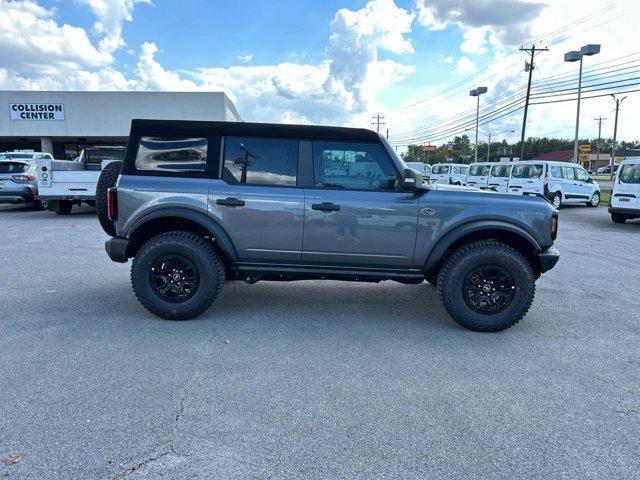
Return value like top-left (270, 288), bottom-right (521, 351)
top-left (130, 119), bottom-right (381, 142)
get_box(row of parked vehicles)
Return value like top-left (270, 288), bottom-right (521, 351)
top-left (0, 147), bottom-right (125, 214)
top-left (407, 159), bottom-right (638, 223)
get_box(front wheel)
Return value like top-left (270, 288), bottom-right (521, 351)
top-left (587, 192), bottom-right (600, 207)
top-left (131, 231), bottom-right (225, 320)
top-left (437, 241), bottom-right (536, 332)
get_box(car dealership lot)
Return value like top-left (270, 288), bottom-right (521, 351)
top-left (1, 205), bottom-right (639, 479)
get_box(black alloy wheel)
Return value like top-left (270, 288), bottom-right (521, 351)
top-left (463, 265), bottom-right (515, 314)
top-left (149, 255), bottom-right (200, 303)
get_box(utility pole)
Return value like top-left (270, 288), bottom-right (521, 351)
top-left (594, 116), bottom-right (606, 169)
top-left (519, 44), bottom-right (548, 161)
top-left (371, 113), bottom-right (385, 134)
top-left (610, 95), bottom-right (627, 180)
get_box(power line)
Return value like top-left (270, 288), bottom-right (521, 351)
top-left (371, 113), bottom-right (385, 134)
top-left (519, 44), bottom-right (549, 161)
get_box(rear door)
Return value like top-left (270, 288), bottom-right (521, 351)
top-left (612, 162), bottom-right (640, 211)
top-left (488, 164), bottom-right (510, 192)
top-left (302, 140), bottom-right (419, 268)
top-left (209, 136), bottom-right (305, 264)
top-left (509, 163), bottom-right (544, 195)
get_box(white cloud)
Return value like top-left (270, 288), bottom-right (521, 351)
top-left (76, 0), bottom-right (151, 54)
top-left (454, 56), bottom-right (477, 74)
top-left (237, 53), bottom-right (253, 63)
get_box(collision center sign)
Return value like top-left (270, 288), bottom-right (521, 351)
top-left (10, 103), bottom-right (65, 121)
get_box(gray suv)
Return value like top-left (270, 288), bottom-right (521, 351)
top-left (101, 119), bottom-right (559, 332)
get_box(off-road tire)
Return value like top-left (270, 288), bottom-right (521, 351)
top-left (55, 201), bottom-right (73, 215)
top-left (437, 240), bottom-right (535, 332)
top-left (611, 212), bottom-right (627, 224)
top-left (587, 192), bottom-right (600, 207)
top-left (96, 161), bottom-right (122, 237)
top-left (551, 192), bottom-right (561, 209)
top-left (131, 231), bottom-right (225, 320)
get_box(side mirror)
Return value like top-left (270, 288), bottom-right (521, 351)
top-left (402, 167), bottom-right (424, 190)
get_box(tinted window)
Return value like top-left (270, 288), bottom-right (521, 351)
top-left (490, 165), bottom-right (510, 177)
top-left (223, 137), bottom-right (298, 186)
top-left (619, 164), bottom-right (640, 184)
top-left (313, 141), bottom-right (397, 191)
top-left (86, 148), bottom-right (125, 164)
top-left (136, 137), bottom-right (207, 173)
top-left (550, 166), bottom-right (562, 178)
top-left (0, 162), bottom-right (28, 173)
top-left (512, 164), bottom-right (543, 179)
top-left (432, 165), bottom-right (449, 174)
top-left (575, 168), bottom-right (590, 182)
top-left (562, 166), bottom-right (576, 180)
top-left (469, 165), bottom-right (490, 176)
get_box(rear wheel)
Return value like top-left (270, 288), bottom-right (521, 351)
top-left (437, 240), bottom-right (535, 332)
top-left (611, 212), bottom-right (627, 224)
top-left (32, 200), bottom-right (48, 211)
top-left (131, 231), bottom-right (225, 320)
top-left (96, 161), bottom-right (122, 237)
top-left (55, 201), bottom-right (73, 215)
top-left (551, 192), bottom-right (561, 209)
top-left (587, 192), bottom-right (600, 207)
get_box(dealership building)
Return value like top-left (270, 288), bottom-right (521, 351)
top-left (0, 91), bottom-right (242, 160)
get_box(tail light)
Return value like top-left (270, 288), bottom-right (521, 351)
top-left (551, 213), bottom-right (558, 240)
top-left (12, 174), bottom-right (36, 183)
top-left (107, 187), bottom-right (118, 221)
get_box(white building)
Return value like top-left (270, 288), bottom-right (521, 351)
top-left (0, 91), bottom-right (242, 159)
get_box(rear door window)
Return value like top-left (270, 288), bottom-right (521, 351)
top-left (490, 165), bottom-right (510, 177)
top-left (136, 137), bottom-right (207, 173)
top-left (469, 165), bottom-right (490, 176)
top-left (619, 164), bottom-right (640, 184)
top-left (432, 165), bottom-right (449, 174)
top-left (223, 137), bottom-right (298, 186)
top-left (512, 164), bottom-right (543, 179)
top-left (562, 166), bottom-right (576, 180)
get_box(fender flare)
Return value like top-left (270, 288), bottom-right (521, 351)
top-left (424, 220), bottom-right (542, 272)
top-left (126, 207), bottom-right (239, 262)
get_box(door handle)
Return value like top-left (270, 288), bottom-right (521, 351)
top-left (216, 197), bottom-right (245, 207)
top-left (311, 202), bottom-right (340, 212)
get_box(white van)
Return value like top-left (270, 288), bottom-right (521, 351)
top-left (430, 163), bottom-right (470, 185)
top-left (466, 162), bottom-right (495, 189)
top-left (609, 157), bottom-right (640, 223)
top-left (487, 163), bottom-right (513, 193)
top-left (405, 162), bottom-right (432, 181)
top-left (508, 161), bottom-right (600, 209)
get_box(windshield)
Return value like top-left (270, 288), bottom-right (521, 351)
top-left (0, 153), bottom-right (33, 160)
top-left (512, 163), bottom-right (543, 179)
top-left (469, 165), bottom-right (490, 176)
top-left (619, 164), bottom-right (640, 184)
top-left (432, 165), bottom-right (449, 174)
top-left (490, 165), bottom-right (511, 177)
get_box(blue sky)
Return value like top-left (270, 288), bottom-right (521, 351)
top-left (1, 0), bottom-right (638, 144)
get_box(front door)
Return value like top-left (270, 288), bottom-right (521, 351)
top-left (302, 140), bottom-right (419, 268)
top-left (561, 166), bottom-right (579, 202)
top-left (209, 136), bottom-right (304, 264)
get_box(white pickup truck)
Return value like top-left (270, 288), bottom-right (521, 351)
top-left (36, 146), bottom-right (125, 214)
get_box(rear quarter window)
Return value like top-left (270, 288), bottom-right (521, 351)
top-left (135, 137), bottom-right (208, 173)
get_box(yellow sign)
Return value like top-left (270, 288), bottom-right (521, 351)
top-left (579, 144), bottom-right (591, 153)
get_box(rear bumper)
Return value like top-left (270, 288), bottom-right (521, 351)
top-left (608, 206), bottom-right (640, 216)
top-left (538, 246), bottom-right (560, 273)
top-left (0, 189), bottom-right (34, 204)
top-left (105, 237), bottom-right (130, 263)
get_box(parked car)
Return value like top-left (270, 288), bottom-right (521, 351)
top-left (465, 162), bottom-right (495, 189)
top-left (508, 161), bottom-right (600, 209)
top-left (100, 119), bottom-right (559, 333)
top-left (597, 164), bottom-right (620, 175)
top-left (36, 146), bottom-right (125, 215)
top-left (0, 151), bottom-right (54, 209)
top-left (609, 157), bottom-right (640, 223)
top-left (430, 163), bottom-right (469, 185)
top-left (405, 162), bottom-right (432, 182)
top-left (487, 163), bottom-right (513, 193)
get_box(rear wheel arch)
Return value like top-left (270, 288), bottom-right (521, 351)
top-left (126, 209), bottom-right (238, 265)
top-left (424, 222), bottom-right (543, 279)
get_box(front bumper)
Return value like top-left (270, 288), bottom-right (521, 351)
top-left (105, 237), bottom-right (130, 263)
top-left (538, 246), bottom-right (560, 273)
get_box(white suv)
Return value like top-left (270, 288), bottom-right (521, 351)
top-left (609, 157), bottom-right (640, 223)
top-left (508, 161), bottom-right (600, 209)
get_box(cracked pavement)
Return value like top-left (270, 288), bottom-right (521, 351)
top-left (1, 204), bottom-right (639, 479)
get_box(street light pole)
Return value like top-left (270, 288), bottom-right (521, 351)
top-left (469, 86), bottom-right (488, 163)
top-left (565, 44), bottom-right (601, 163)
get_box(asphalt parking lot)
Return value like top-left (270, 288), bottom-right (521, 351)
top-left (1, 203), bottom-right (639, 479)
